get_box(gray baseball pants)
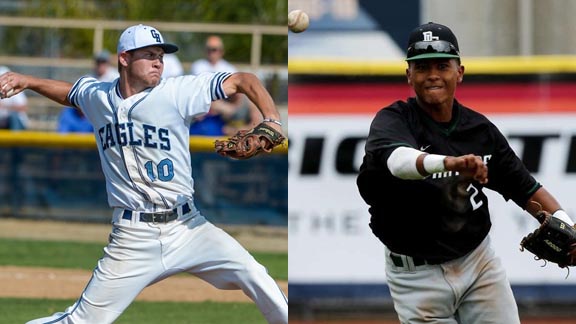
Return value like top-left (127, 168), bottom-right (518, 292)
top-left (385, 236), bottom-right (521, 324)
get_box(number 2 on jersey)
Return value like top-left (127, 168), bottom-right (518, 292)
top-left (467, 183), bottom-right (484, 210)
top-left (144, 158), bottom-right (174, 181)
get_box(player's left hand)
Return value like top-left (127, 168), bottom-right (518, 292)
top-left (520, 210), bottom-right (576, 269)
top-left (214, 121), bottom-right (286, 160)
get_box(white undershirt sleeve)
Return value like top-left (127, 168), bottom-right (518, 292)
top-left (387, 146), bottom-right (447, 180)
top-left (387, 146), bottom-right (426, 180)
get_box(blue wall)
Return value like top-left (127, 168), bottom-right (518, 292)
top-left (0, 147), bottom-right (287, 226)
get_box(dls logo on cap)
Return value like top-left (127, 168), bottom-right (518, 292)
top-left (422, 31), bottom-right (439, 42)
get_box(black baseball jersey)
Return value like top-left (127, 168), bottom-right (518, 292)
top-left (357, 97), bottom-right (541, 263)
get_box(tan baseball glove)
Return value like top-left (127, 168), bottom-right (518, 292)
top-left (214, 122), bottom-right (285, 160)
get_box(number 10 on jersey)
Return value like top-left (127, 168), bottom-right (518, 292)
top-left (144, 158), bottom-right (174, 181)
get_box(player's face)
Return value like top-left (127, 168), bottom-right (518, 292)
top-left (406, 58), bottom-right (464, 110)
top-left (125, 46), bottom-right (165, 87)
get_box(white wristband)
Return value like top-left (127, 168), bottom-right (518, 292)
top-left (423, 154), bottom-right (447, 174)
top-left (553, 209), bottom-right (574, 226)
top-left (262, 118), bottom-right (282, 126)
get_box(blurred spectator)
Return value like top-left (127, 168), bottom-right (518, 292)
top-left (162, 53), bottom-right (184, 78)
top-left (189, 35), bottom-right (259, 136)
top-left (93, 50), bottom-right (119, 82)
top-left (0, 66), bottom-right (29, 130)
top-left (190, 35), bottom-right (237, 74)
top-left (57, 107), bottom-right (93, 133)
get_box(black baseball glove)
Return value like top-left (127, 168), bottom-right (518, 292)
top-left (214, 122), bottom-right (285, 160)
top-left (520, 210), bottom-right (576, 268)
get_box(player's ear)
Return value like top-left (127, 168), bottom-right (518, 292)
top-left (406, 67), bottom-right (412, 85)
top-left (118, 52), bottom-right (130, 68)
top-left (457, 65), bottom-right (465, 83)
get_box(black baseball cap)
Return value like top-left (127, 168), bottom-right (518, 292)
top-left (406, 22), bottom-right (460, 61)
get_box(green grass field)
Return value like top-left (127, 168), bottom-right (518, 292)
top-left (0, 298), bottom-right (266, 324)
top-left (0, 238), bottom-right (287, 280)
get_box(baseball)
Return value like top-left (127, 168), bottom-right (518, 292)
top-left (0, 88), bottom-right (13, 99)
top-left (288, 10), bottom-right (309, 33)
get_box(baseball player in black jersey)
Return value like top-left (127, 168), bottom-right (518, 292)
top-left (357, 22), bottom-right (574, 323)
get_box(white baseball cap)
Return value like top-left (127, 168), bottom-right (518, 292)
top-left (117, 24), bottom-right (178, 54)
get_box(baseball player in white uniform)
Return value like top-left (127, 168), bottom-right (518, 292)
top-left (0, 24), bottom-right (287, 324)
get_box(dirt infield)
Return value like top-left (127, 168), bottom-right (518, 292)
top-left (0, 218), bottom-right (287, 252)
top-left (0, 218), bottom-right (287, 302)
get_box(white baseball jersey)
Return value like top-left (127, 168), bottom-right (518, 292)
top-left (67, 72), bottom-right (231, 212)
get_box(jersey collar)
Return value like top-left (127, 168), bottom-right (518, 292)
top-left (410, 97), bottom-right (461, 136)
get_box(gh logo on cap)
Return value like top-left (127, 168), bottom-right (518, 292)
top-left (422, 31), bottom-right (439, 41)
top-left (150, 29), bottom-right (162, 43)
